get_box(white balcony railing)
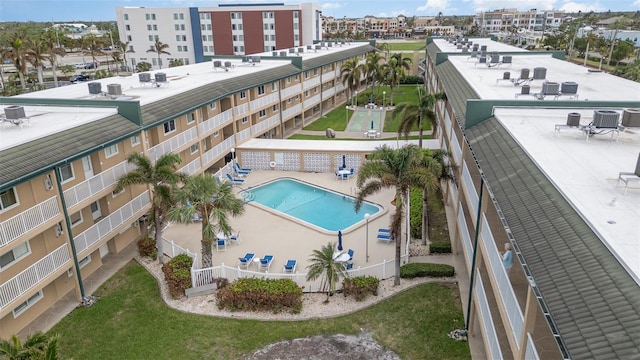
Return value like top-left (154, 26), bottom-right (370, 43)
top-left (233, 103), bottom-right (250, 118)
top-left (0, 244), bottom-right (71, 310)
top-left (179, 157), bottom-right (202, 176)
top-left (74, 191), bottom-right (151, 255)
top-left (249, 93), bottom-right (279, 111)
top-left (199, 109), bottom-right (233, 137)
top-left (303, 94), bottom-right (321, 109)
top-left (323, 71), bottom-right (335, 82)
top-left (281, 84), bottom-right (302, 99)
top-left (303, 76), bottom-right (321, 90)
top-left (64, 160), bottom-right (134, 210)
top-left (252, 114), bottom-right (280, 135)
top-left (201, 137), bottom-right (235, 168)
top-left (147, 127), bottom-right (198, 162)
top-left (236, 127), bottom-right (252, 143)
top-left (282, 104), bottom-right (302, 120)
top-left (322, 87), bottom-right (336, 99)
top-left (0, 197), bottom-right (60, 248)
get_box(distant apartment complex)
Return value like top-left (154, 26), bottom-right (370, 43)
top-left (474, 8), bottom-right (566, 34)
top-left (322, 15), bottom-right (455, 39)
top-left (115, 3), bottom-right (322, 69)
top-left (0, 40), bottom-right (374, 336)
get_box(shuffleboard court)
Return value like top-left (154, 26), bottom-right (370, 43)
top-left (346, 108), bottom-right (385, 132)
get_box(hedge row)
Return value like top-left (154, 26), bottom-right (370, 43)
top-left (342, 276), bottom-right (380, 301)
top-left (161, 253), bottom-right (193, 298)
top-left (400, 262), bottom-right (455, 278)
top-left (216, 278), bottom-right (303, 314)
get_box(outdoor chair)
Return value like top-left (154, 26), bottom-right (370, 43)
top-left (238, 253), bottom-right (255, 269)
top-left (229, 231), bottom-right (241, 244)
top-left (377, 233), bottom-right (393, 242)
top-left (226, 173), bottom-right (245, 184)
top-left (347, 249), bottom-right (354, 261)
top-left (378, 228), bottom-right (391, 234)
top-left (235, 163), bottom-right (252, 173)
top-left (283, 259), bottom-right (297, 273)
top-left (343, 262), bottom-right (353, 270)
top-left (259, 255), bottom-right (274, 272)
top-left (617, 153), bottom-right (640, 195)
top-left (216, 239), bottom-right (227, 252)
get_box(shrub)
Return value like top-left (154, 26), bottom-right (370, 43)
top-left (137, 237), bottom-right (156, 259)
top-left (400, 263), bottom-right (455, 278)
top-left (162, 254), bottom-right (193, 298)
top-left (216, 278), bottom-right (303, 314)
top-left (400, 75), bottom-right (424, 84)
top-left (343, 276), bottom-right (380, 301)
top-left (430, 241), bottom-right (452, 254)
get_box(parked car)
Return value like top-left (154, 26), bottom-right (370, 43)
top-left (69, 74), bottom-right (90, 83)
top-left (84, 62), bottom-right (98, 69)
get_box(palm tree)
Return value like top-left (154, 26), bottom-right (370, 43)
top-left (43, 30), bottom-right (66, 87)
top-left (417, 148), bottom-right (455, 245)
top-left (26, 37), bottom-right (51, 86)
top-left (340, 58), bottom-right (364, 103)
top-left (5, 31), bottom-right (33, 89)
top-left (395, 86), bottom-right (446, 148)
top-left (364, 52), bottom-right (384, 94)
top-left (380, 53), bottom-right (411, 107)
top-left (114, 153), bottom-right (185, 265)
top-left (306, 242), bottom-right (348, 303)
top-left (118, 40), bottom-right (134, 72)
top-left (355, 145), bottom-right (432, 286)
top-left (110, 51), bottom-right (122, 75)
top-left (82, 34), bottom-right (105, 69)
top-left (147, 39), bottom-right (171, 69)
top-left (0, 331), bottom-right (59, 359)
top-left (169, 174), bottom-right (245, 268)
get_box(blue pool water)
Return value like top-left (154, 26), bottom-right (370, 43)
top-left (243, 178), bottom-right (381, 232)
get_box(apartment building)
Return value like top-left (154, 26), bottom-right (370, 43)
top-left (474, 8), bottom-right (565, 34)
top-left (115, 3), bottom-right (322, 69)
top-left (0, 40), bottom-right (374, 336)
top-left (422, 37), bottom-right (640, 358)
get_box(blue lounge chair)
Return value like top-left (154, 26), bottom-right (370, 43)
top-left (259, 254), bottom-right (274, 272)
top-left (283, 259), bottom-right (297, 273)
top-left (238, 253), bottom-right (255, 269)
top-left (216, 239), bottom-right (226, 252)
top-left (343, 262), bottom-right (353, 270)
top-left (378, 228), bottom-right (391, 234)
top-left (229, 231), bottom-right (241, 244)
top-left (226, 173), bottom-right (245, 184)
top-left (235, 162), bottom-right (252, 173)
top-left (347, 249), bottom-right (354, 261)
top-left (377, 234), bottom-right (393, 242)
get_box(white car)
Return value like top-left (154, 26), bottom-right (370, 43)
top-left (74, 63), bottom-right (86, 69)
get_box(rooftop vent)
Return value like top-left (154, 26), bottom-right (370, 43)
top-left (503, 72), bottom-right (511, 80)
top-left (251, 56), bottom-right (261, 64)
top-left (567, 112), bottom-right (581, 126)
top-left (315, 45), bottom-right (321, 50)
top-left (289, 48), bottom-right (295, 53)
top-left (521, 85), bottom-right (530, 95)
top-left (307, 45), bottom-right (312, 50)
top-left (241, 56), bottom-right (249, 63)
top-left (533, 67), bottom-right (547, 80)
top-left (328, 42), bottom-right (333, 47)
top-left (542, 82), bottom-right (560, 95)
top-left (139, 73), bottom-right (151, 82)
top-left (279, 51), bottom-right (287, 57)
top-left (561, 81), bottom-right (578, 94)
top-left (224, 61), bottom-right (232, 68)
top-left (272, 51), bottom-right (278, 56)
top-left (213, 60), bottom-right (222, 68)
top-left (298, 47), bottom-right (304, 53)
top-left (155, 72), bottom-right (166, 83)
top-left (107, 84), bottom-right (122, 96)
top-left (520, 68), bottom-right (530, 79)
top-left (622, 108), bottom-right (640, 127)
top-left (5, 105), bottom-right (25, 119)
top-left (88, 82), bottom-right (102, 95)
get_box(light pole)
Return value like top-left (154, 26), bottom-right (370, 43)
top-left (364, 213), bottom-right (370, 262)
top-left (383, 91), bottom-right (386, 109)
top-left (355, 90), bottom-right (358, 108)
top-left (231, 148), bottom-right (235, 168)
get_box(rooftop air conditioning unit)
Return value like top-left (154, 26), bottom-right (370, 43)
top-left (107, 83), bottom-right (122, 96)
top-left (155, 72), bottom-right (166, 83)
top-left (139, 73), bottom-right (151, 82)
top-left (289, 48), bottom-right (295, 53)
top-left (5, 105), bottom-right (26, 119)
top-left (272, 51), bottom-right (278, 56)
top-left (622, 108), bottom-right (640, 127)
top-left (315, 45), bottom-right (321, 50)
top-left (88, 82), bottom-right (102, 94)
top-left (251, 56), bottom-right (261, 63)
top-left (561, 81), bottom-right (578, 94)
top-left (520, 68), bottom-right (530, 79)
top-left (593, 110), bottom-right (620, 127)
top-left (567, 112), bottom-right (581, 127)
top-left (542, 82), bottom-right (560, 95)
top-left (307, 45), bottom-right (312, 50)
top-left (280, 51), bottom-right (287, 57)
top-left (298, 47), bottom-right (304, 53)
top-left (533, 67), bottom-right (547, 80)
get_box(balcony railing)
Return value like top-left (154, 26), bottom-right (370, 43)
top-left (250, 93), bottom-right (279, 111)
top-left (0, 244), bottom-right (71, 310)
top-left (147, 127), bottom-right (198, 162)
top-left (0, 197), bottom-right (60, 248)
top-left (322, 87), bottom-right (336, 99)
top-left (199, 109), bottom-right (233, 137)
top-left (303, 76), bottom-right (321, 90)
top-left (201, 137), bottom-right (235, 169)
top-left (281, 84), bottom-right (302, 98)
top-left (303, 94), bottom-right (321, 109)
top-left (64, 160), bottom-right (134, 210)
top-left (236, 127), bottom-right (251, 143)
top-left (233, 103), bottom-right (250, 118)
top-left (179, 157), bottom-right (202, 176)
top-left (252, 114), bottom-right (280, 135)
top-left (73, 191), bottom-right (151, 255)
top-left (282, 104), bottom-right (302, 120)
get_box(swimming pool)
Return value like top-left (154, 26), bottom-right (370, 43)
top-left (242, 178), bottom-right (381, 232)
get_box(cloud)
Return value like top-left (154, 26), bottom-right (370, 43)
top-left (416, 0), bottom-right (450, 12)
top-left (634, 0), bottom-right (640, 6)
top-left (558, 1), bottom-right (605, 13)
top-left (320, 2), bottom-right (344, 10)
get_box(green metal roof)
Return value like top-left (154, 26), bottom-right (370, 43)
top-left (435, 60), bottom-right (479, 124)
top-left (301, 45), bottom-right (375, 71)
top-left (466, 118), bottom-right (640, 360)
top-left (0, 114), bottom-right (138, 190)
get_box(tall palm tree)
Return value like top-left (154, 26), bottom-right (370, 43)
top-left (0, 331), bottom-right (58, 359)
top-left (340, 58), bottom-right (364, 103)
top-left (114, 153), bottom-right (185, 265)
top-left (306, 242), bottom-right (348, 303)
top-left (43, 30), bottom-right (66, 87)
top-left (169, 173), bottom-right (245, 268)
top-left (364, 52), bottom-right (384, 94)
top-left (5, 31), bottom-right (33, 89)
top-left (355, 145), bottom-right (431, 286)
top-left (26, 37), bottom-right (51, 86)
top-left (147, 39), bottom-right (171, 69)
top-left (380, 53), bottom-right (411, 107)
top-left (118, 40), bottom-right (135, 72)
top-left (395, 86), bottom-right (446, 148)
top-left (82, 34), bottom-right (105, 69)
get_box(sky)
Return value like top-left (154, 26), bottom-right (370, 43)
top-left (0, 0), bottom-right (637, 22)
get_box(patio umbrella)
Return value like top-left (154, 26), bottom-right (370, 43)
top-left (342, 155), bottom-right (346, 169)
top-left (337, 230), bottom-right (343, 251)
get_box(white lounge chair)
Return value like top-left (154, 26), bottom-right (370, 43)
top-left (216, 239), bottom-right (226, 252)
top-left (238, 253), bottom-right (255, 269)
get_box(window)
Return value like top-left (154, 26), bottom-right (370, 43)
top-left (264, 35), bottom-right (269, 41)
top-left (1, 240), bottom-right (29, 269)
top-left (127, 35), bottom-right (132, 41)
top-left (271, 83), bottom-right (276, 91)
top-left (90, 201), bottom-right (101, 220)
top-left (231, 13), bottom-right (236, 19)
top-left (59, 163), bottom-right (74, 183)
top-left (12, 290), bottom-right (42, 318)
top-left (305, 90), bottom-right (310, 97)
top-left (259, 109), bottom-right (266, 117)
top-left (147, 25), bottom-right (152, 31)
top-left (305, 71), bottom-right (309, 79)
top-left (294, 34), bottom-right (299, 42)
top-left (209, 102), bottom-right (216, 110)
top-left (125, 25), bottom-right (130, 31)
top-left (263, 23), bottom-right (268, 30)
top-left (0, 188), bottom-right (18, 210)
top-left (270, 35), bottom-right (275, 41)
top-left (145, 14), bottom-right (150, 20)
top-left (124, 14), bottom-right (129, 20)
top-left (212, 131), bottom-right (219, 138)
top-left (173, 13), bottom-right (178, 20)
top-left (130, 135), bottom-right (141, 146)
top-left (294, 23), bottom-right (299, 30)
top-left (239, 91), bottom-right (246, 99)
top-left (257, 85), bottom-right (265, 95)
top-left (313, 68), bottom-right (318, 75)
top-left (188, 112), bottom-right (196, 124)
top-left (163, 119), bottom-right (176, 134)
top-left (241, 117), bottom-right (248, 124)
top-left (78, 255), bottom-right (91, 268)
top-left (272, 104), bottom-right (278, 111)
top-left (104, 144), bottom-right (119, 158)
top-left (190, 143), bottom-right (199, 154)
top-left (293, 11), bottom-right (298, 18)
top-left (151, 14), bottom-right (156, 20)
top-left (153, 25), bottom-right (158, 31)
top-left (69, 211), bottom-right (82, 227)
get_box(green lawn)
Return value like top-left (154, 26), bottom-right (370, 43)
top-left (50, 262), bottom-right (470, 360)
top-left (386, 42), bottom-right (426, 51)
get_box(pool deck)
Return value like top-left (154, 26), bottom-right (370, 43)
top-left (163, 170), bottom-right (400, 272)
